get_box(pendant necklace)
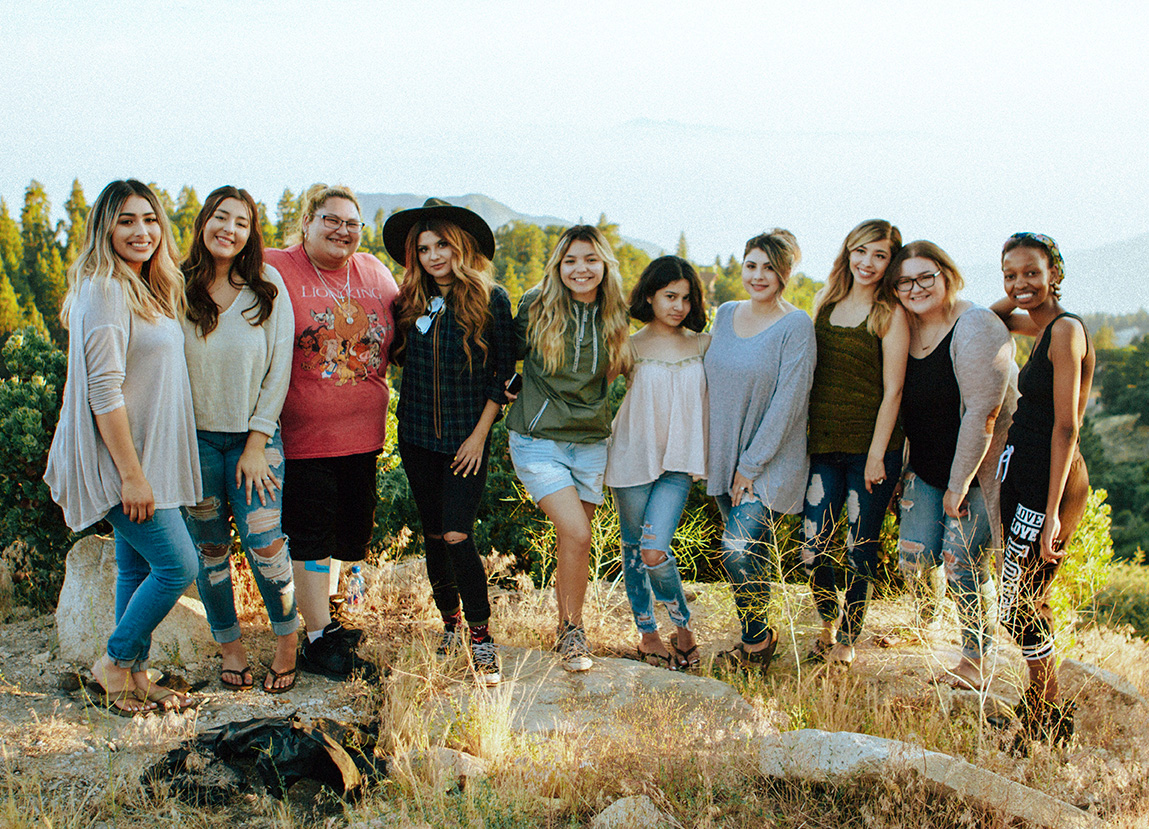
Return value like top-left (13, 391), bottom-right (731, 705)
top-left (306, 249), bottom-right (355, 324)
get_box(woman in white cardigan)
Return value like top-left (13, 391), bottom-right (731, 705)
top-left (180, 186), bottom-right (298, 694)
top-left (887, 240), bottom-right (1017, 691)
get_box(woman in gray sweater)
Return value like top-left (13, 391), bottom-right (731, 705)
top-left (705, 229), bottom-right (816, 672)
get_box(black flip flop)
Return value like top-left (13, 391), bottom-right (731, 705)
top-left (262, 665), bottom-right (298, 694)
top-left (220, 665), bottom-right (254, 691)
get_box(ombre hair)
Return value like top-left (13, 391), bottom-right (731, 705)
top-left (744, 228), bottom-right (801, 288)
top-left (526, 225), bottom-right (632, 377)
top-left (183, 185), bottom-right (277, 336)
top-left (287, 183), bottom-right (361, 244)
top-left (392, 219), bottom-right (495, 366)
top-left (886, 240), bottom-right (965, 316)
top-left (813, 219), bottom-right (903, 336)
top-left (61, 179), bottom-right (184, 325)
top-left (628, 255), bottom-right (707, 332)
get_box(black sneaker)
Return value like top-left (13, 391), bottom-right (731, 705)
top-left (321, 620), bottom-right (364, 650)
top-left (470, 638), bottom-right (501, 686)
top-left (299, 631), bottom-right (375, 680)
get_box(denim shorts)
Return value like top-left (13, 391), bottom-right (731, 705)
top-left (508, 431), bottom-right (609, 505)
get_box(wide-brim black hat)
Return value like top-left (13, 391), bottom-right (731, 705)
top-left (382, 198), bottom-right (496, 266)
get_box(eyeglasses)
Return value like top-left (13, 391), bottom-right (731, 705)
top-left (894, 272), bottom-right (940, 294)
top-left (319, 214), bottom-right (364, 233)
top-left (415, 296), bottom-right (445, 334)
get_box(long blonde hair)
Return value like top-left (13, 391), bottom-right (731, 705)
top-left (393, 219), bottom-right (494, 366)
top-left (526, 225), bottom-right (631, 377)
top-left (812, 219), bottom-right (902, 336)
top-left (61, 179), bottom-right (184, 326)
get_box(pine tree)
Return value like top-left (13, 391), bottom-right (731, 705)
top-left (20, 181), bottom-right (66, 342)
top-left (596, 214), bottom-right (622, 250)
top-left (63, 179), bottom-right (88, 267)
top-left (172, 186), bottom-right (202, 255)
top-left (676, 231), bottom-right (689, 260)
top-left (20, 295), bottom-right (48, 336)
top-left (0, 271), bottom-right (21, 334)
top-left (0, 199), bottom-right (29, 300)
top-left (276, 188), bottom-right (300, 245)
top-left (257, 201), bottom-right (277, 249)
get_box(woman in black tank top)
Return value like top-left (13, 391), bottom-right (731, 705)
top-left (991, 232), bottom-right (1095, 747)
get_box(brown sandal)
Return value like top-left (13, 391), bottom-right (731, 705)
top-left (718, 628), bottom-right (778, 674)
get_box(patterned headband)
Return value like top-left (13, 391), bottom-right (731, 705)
top-left (1006, 232), bottom-right (1065, 281)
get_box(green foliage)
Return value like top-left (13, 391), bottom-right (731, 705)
top-left (1050, 488), bottom-right (1114, 638)
top-left (0, 327), bottom-right (76, 609)
top-left (1090, 555), bottom-right (1149, 639)
top-left (19, 181), bottom-right (66, 343)
top-left (1100, 335), bottom-right (1149, 423)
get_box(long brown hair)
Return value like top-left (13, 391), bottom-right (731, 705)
top-left (61, 179), bottom-right (184, 326)
top-left (183, 186), bottom-right (276, 336)
top-left (526, 225), bottom-right (632, 377)
top-left (392, 219), bottom-right (494, 366)
top-left (812, 219), bottom-right (902, 336)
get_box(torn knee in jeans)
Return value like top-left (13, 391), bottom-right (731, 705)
top-left (251, 538), bottom-right (293, 584)
top-left (247, 507), bottom-right (280, 535)
top-left (443, 532), bottom-right (468, 545)
top-left (199, 544), bottom-right (231, 585)
top-left (640, 548), bottom-right (668, 567)
top-left (898, 540), bottom-right (926, 575)
top-left (187, 496), bottom-right (221, 522)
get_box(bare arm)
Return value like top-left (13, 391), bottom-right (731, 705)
top-left (865, 305), bottom-right (909, 492)
top-left (990, 295), bottom-right (1040, 336)
top-left (1040, 316), bottom-right (1087, 561)
top-left (93, 406), bottom-right (154, 523)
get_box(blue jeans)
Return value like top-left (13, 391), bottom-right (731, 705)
top-left (183, 431), bottom-right (298, 643)
top-left (714, 494), bottom-right (777, 645)
top-left (105, 507), bottom-right (199, 671)
top-left (612, 472), bottom-right (694, 634)
top-left (802, 450), bottom-right (900, 646)
top-left (897, 471), bottom-right (996, 660)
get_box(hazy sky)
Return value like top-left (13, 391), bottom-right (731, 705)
top-left (2, 0), bottom-right (1147, 310)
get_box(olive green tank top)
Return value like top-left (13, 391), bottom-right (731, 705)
top-left (807, 303), bottom-right (904, 456)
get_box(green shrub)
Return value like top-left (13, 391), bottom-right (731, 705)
top-left (0, 327), bottom-right (79, 609)
top-left (1090, 555), bottom-right (1149, 639)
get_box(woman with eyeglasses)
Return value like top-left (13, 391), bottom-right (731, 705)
top-left (991, 232), bottom-right (1094, 745)
top-left (801, 220), bottom-right (907, 667)
top-left (265, 184), bottom-right (398, 680)
top-left (383, 200), bottom-right (515, 686)
top-left (887, 241), bottom-right (1016, 692)
top-left (180, 186), bottom-right (298, 694)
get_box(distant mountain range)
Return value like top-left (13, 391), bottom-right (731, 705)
top-left (355, 192), bottom-right (665, 258)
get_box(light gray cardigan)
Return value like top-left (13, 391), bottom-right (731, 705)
top-left (705, 303), bottom-right (816, 514)
top-left (938, 304), bottom-right (1019, 548)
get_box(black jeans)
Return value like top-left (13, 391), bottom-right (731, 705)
top-left (398, 440), bottom-right (492, 626)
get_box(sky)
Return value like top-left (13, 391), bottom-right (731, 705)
top-left (2, 0), bottom-right (1148, 311)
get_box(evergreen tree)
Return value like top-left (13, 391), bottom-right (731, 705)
top-left (0, 199), bottom-right (28, 300)
top-left (20, 295), bottom-right (48, 336)
top-left (62, 179), bottom-right (88, 267)
top-left (276, 188), bottom-right (301, 244)
top-left (713, 254), bottom-right (744, 305)
top-left (596, 213), bottom-right (622, 250)
top-left (172, 185), bottom-right (202, 255)
top-left (676, 231), bottom-right (689, 260)
top-left (0, 271), bottom-right (22, 334)
top-left (257, 201), bottom-right (277, 249)
top-left (20, 181), bottom-right (66, 342)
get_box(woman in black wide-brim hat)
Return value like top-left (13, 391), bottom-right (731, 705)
top-left (385, 199), bottom-right (515, 686)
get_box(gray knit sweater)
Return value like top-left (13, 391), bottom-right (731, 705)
top-left (704, 302), bottom-right (816, 514)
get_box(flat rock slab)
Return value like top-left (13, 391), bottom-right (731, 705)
top-left (448, 645), bottom-right (757, 739)
top-left (758, 728), bottom-right (1100, 829)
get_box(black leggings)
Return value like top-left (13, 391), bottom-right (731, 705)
top-left (998, 447), bottom-right (1089, 661)
top-left (398, 440), bottom-right (492, 626)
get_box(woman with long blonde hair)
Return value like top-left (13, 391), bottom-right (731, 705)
top-left (801, 219), bottom-right (908, 667)
top-left (45, 179), bottom-right (201, 715)
top-left (506, 224), bottom-right (631, 672)
top-left (384, 199), bottom-right (515, 686)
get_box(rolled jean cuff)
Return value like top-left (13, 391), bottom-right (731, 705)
top-left (210, 623), bottom-right (244, 645)
top-left (107, 653), bottom-right (148, 673)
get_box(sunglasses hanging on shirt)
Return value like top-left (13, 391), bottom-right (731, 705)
top-left (415, 296), bottom-right (445, 335)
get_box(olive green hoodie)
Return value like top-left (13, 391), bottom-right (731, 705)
top-left (505, 287), bottom-right (613, 443)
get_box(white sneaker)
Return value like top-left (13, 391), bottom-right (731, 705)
top-left (558, 623), bottom-right (592, 673)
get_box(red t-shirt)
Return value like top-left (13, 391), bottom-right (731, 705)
top-left (266, 245), bottom-right (398, 459)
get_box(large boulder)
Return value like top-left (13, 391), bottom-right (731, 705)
top-left (55, 535), bottom-right (214, 666)
top-left (757, 729), bottom-right (1100, 829)
top-left (591, 794), bottom-right (673, 828)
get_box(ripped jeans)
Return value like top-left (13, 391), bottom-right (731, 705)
top-left (897, 471), bottom-right (995, 660)
top-left (715, 493), bottom-right (777, 646)
top-left (612, 472), bottom-right (694, 634)
top-left (183, 430), bottom-right (298, 643)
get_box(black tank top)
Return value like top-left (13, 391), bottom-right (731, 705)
top-left (902, 326), bottom-right (974, 490)
top-left (1008, 312), bottom-right (1090, 453)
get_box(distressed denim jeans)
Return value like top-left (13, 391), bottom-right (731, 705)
top-left (714, 493), bottom-right (777, 645)
top-left (801, 450), bottom-right (900, 646)
top-left (612, 472), bottom-right (694, 634)
top-left (105, 507), bottom-right (199, 671)
top-left (183, 430), bottom-right (298, 643)
top-left (897, 470), bottom-right (996, 660)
